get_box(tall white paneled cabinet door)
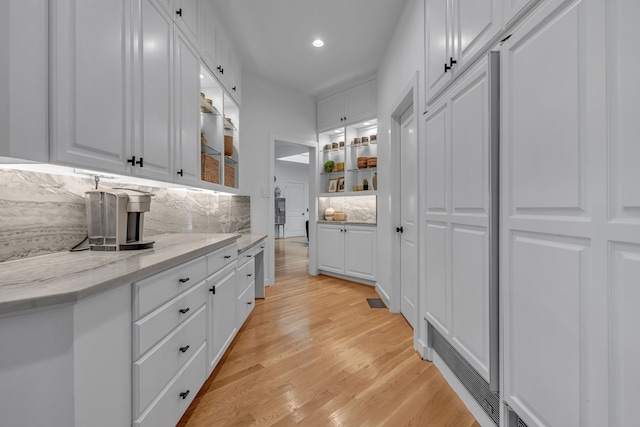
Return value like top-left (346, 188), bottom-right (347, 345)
top-left (132, 0), bottom-right (174, 182)
top-left (499, 0), bottom-right (639, 425)
top-left (50, 0), bottom-right (131, 174)
top-left (502, 0), bottom-right (541, 28)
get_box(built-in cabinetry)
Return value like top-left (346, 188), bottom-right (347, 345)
top-left (41, 0), bottom-right (242, 191)
top-left (423, 54), bottom-right (499, 389)
top-left (499, 0), bottom-right (637, 425)
top-left (425, 0), bottom-right (502, 105)
top-left (317, 223), bottom-right (377, 282)
top-left (0, 0), bottom-right (48, 162)
top-left (317, 79), bottom-right (376, 133)
top-left (318, 120), bottom-right (378, 196)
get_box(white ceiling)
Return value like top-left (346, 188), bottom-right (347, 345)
top-left (210, 0), bottom-right (407, 97)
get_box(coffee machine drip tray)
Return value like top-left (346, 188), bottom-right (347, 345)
top-left (120, 241), bottom-right (155, 250)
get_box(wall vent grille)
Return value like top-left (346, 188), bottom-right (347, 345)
top-left (429, 323), bottom-right (500, 426)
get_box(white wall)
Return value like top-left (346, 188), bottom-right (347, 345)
top-left (240, 70), bottom-right (317, 283)
top-left (376, 0), bottom-right (425, 317)
top-left (275, 160), bottom-right (310, 238)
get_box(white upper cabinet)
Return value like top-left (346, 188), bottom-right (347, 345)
top-left (131, 0), bottom-right (174, 182)
top-left (0, 0), bottom-right (48, 162)
top-left (198, 0), bottom-right (217, 73)
top-left (425, 0), bottom-right (502, 105)
top-left (317, 79), bottom-right (376, 132)
top-left (174, 0), bottom-right (199, 46)
top-left (502, 0), bottom-right (541, 28)
top-left (50, 0), bottom-right (132, 174)
top-left (174, 30), bottom-right (202, 186)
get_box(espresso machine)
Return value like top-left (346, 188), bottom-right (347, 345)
top-left (85, 188), bottom-right (155, 251)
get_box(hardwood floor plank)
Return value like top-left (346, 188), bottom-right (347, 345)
top-left (178, 238), bottom-right (478, 427)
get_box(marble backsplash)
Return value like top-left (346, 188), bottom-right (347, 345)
top-left (0, 169), bottom-right (250, 262)
top-left (318, 195), bottom-right (377, 223)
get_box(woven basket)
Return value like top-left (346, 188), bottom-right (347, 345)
top-left (224, 164), bottom-right (235, 187)
top-left (201, 154), bottom-right (220, 184)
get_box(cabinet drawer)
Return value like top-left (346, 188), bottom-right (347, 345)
top-left (237, 281), bottom-right (255, 328)
top-left (133, 279), bottom-right (208, 359)
top-left (134, 306), bottom-right (206, 417)
top-left (134, 256), bottom-right (207, 319)
top-left (133, 342), bottom-right (207, 427)
top-left (207, 243), bottom-right (238, 275)
top-left (236, 257), bottom-right (255, 296)
top-left (238, 241), bottom-right (265, 266)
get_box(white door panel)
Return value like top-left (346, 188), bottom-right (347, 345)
top-left (285, 181), bottom-right (306, 238)
top-left (400, 105), bottom-right (418, 328)
top-left (425, 222), bottom-right (449, 333)
top-left (425, 103), bottom-right (448, 213)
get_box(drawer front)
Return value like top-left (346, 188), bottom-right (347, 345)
top-left (134, 256), bottom-right (207, 319)
top-left (237, 281), bottom-right (255, 329)
top-left (236, 257), bottom-right (255, 296)
top-left (133, 280), bottom-right (208, 359)
top-left (133, 342), bottom-right (207, 427)
top-left (207, 243), bottom-right (238, 276)
top-left (134, 306), bottom-right (207, 417)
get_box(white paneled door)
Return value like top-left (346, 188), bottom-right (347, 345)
top-left (500, 0), bottom-right (639, 425)
top-left (400, 104), bottom-right (418, 329)
top-left (285, 181), bottom-right (306, 238)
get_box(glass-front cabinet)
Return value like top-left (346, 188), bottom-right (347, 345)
top-left (199, 65), bottom-right (239, 189)
top-left (318, 119), bottom-right (377, 196)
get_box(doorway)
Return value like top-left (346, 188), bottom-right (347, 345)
top-left (269, 135), bottom-right (318, 283)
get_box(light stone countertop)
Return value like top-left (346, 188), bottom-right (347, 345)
top-left (317, 221), bottom-right (377, 227)
top-left (236, 233), bottom-right (267, 254)
top-left (0, 233), bottom-right (244, 315)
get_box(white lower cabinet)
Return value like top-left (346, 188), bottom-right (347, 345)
top-left (317, 223), bottom-right (377, 282)
top-left (206, 262), bottom-right (237, 373)
top-left (236, 255), bottom-right (256, 328)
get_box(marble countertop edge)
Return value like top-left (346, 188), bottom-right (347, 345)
top-left (0, 233), bottom-right (244, 316)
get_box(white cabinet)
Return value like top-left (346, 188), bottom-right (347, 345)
top-left (174, 30), bottom-right (202, 186)
top-left (207, 262), bottom-right (237, 373)
top-left (317, 223), bottom-right (376, 282)
top-left (424, 54), bottom-right (498, 386)
top-left (503, 0), bottom-right (541, 28)
top-left (0, 0), bottom-right (48, 162)
top-left (425, 0), bottom-right (502, 105)
top-left (500, 0), bottom-right (625, 424)
top-left (236, 256), bottom-right (255, 328)
top-left (50, 0), bottom-right (132, 174)
top-left (132, 0), bottom-right (174, 182)
top-left (317, 80), bottom-right (376, 132)
top-left (174, 0), bottom-right (199, 46)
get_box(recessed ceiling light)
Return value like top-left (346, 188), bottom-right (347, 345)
top-left (312, 39), bottom-right (325, 48)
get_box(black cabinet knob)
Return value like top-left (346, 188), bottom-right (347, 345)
top-left (179, 345), bottom-right (190, 353)
top-left (179, 278), bottom-right (190, 283)
top-left (232, 86), bottom-right (237, 91)
top-left (449, 57), bottom-right (457, 66)
top-left (179, 307), bottom-right (190, 314)
top-left (179, 390), bottom-right (190, 399)
top-left (136, 157), bottom-right (143, 167)
top-left (247, 273), bottom-right (253, 277)
top-left (444, 63), bottom-right (451, 72)
top-left (224, 255), bottom-right (231, 259)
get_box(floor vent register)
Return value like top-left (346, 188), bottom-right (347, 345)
top-left (367, 298), bottom-right (387, 308)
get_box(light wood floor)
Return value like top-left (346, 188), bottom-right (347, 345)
top-left (178, 237), bottom-right (479, 426)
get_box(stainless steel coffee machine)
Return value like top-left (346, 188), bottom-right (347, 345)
top-left (85, 188), bottom-right (155, 251)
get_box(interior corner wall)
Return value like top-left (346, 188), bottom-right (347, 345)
top-left (375, 0), bottom-right (425, 312)
top-left (240, 70), bottom-right (317, 284)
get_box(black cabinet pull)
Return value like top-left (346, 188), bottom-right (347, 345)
top-left (247, 273), bottom-right (253, 277)
top-left (247, 301), bottom-right (253, 305)
top-left (224, 255), bottom-right (231, 259)
top-left (127, 156), bottom-right (136, 166)
top-left (221, 67), bottom-right (224, 74)
top-left (177, 169), bottom-right (184, 177)
top-left (179, 345), bottom-right (190, 353)
top-left (449, 57), bottom-right (457, 67)
top-left (444, 63), bottom-right (451, 72)
top-left (179, 307), bottom-right (190, 314)
top-left (176, 8), bottom-right (182, 16)
top-left (179, 390), bottom-right (190, 399)
top-left (232, 86), bottom-right (237, 91)
top-left (246, 254), bottom-right (252, 258)
top-left (179, 277), bottom-right (190, 283)
top-left (209, 287), bottom-right (215, 294)
top-left (260, 246), bottom-right (265, 249)
top-left (396, 226), bottom-right (404, 233)
top-left (217, 65), bottom-right (222, 72)
top-left (136, 157), bottom-right (144, 167)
